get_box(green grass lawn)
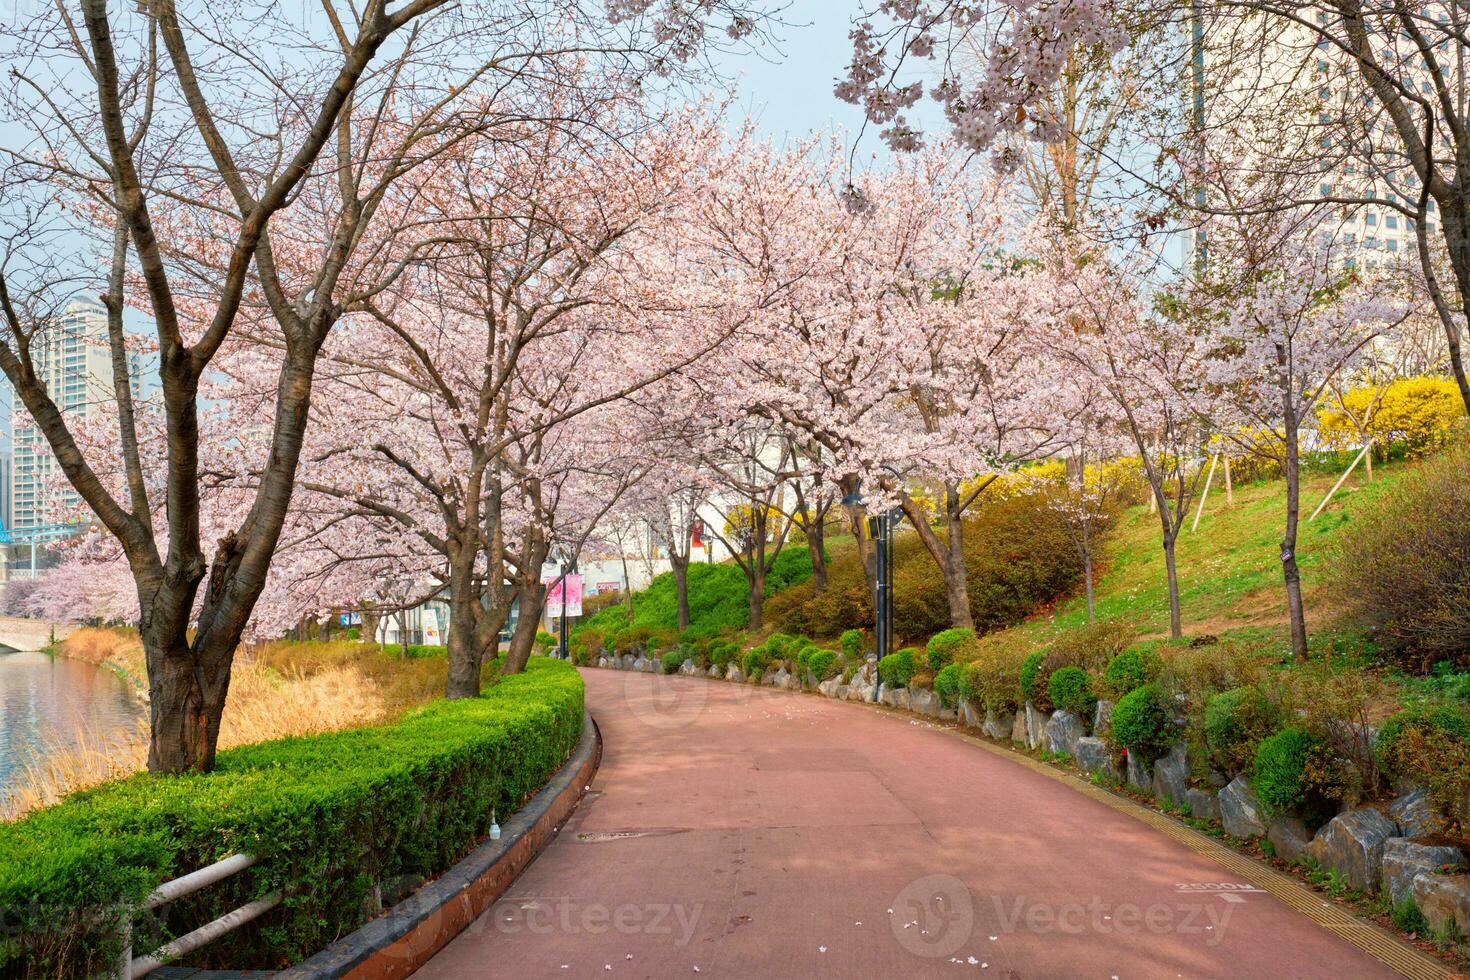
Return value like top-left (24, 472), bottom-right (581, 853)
top-left (987, 459), bottom-right (1413, 656)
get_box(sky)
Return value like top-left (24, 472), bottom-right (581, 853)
top-left (703, 3), bottom-right (945, 169)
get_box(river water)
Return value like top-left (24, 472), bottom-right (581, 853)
top-left (0, 650), bottom-right (143, 796)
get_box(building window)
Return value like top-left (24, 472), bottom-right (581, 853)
top-left (1386, 215), bottom-right (1398, 229)
top-left (1366, 213), bottom-right (1378, 226)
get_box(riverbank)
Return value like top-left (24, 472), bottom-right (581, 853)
top-left (1, 636), bottom-right (455, 820)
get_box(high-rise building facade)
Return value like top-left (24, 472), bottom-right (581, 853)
top-left (9, 297), bottom-right (115, 532)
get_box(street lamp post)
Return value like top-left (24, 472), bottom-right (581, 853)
top-left (557, 558), bottom-right (572, 661)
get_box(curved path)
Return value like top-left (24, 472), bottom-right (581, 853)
top-left (415, 670), bottom-right (1404, 979)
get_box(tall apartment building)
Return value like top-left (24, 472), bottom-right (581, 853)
top-left (9, 297), bottom-right (115, 532)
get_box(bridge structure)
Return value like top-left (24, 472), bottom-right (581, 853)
top-left (0, 522), bottom-right (83, 579)
top-left (0, 615), bottom-right (75, 652)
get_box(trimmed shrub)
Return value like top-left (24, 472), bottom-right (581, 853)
top-left (878, 648), bottom-right (919, 689)
top-left (934, 662), bottom-right (966, 709)
top-left (708, 642), bottom-right (738, 670)
top-left (1019, 650), bottom-right (1047, 706)
top-left (535, 630), bottom-right (558, 653)
top-left (399, 643), bottom-right (447, 659)
top-left (766, 633), bottom-right (796, 658)
top-left (965, 640), bottom-right (1026, 715)
top-left (926, 628), bottom-right (976, 673)
top-left (1110, 684), bottom-right (1175, 763)
top-left (1378, 702), bottom-right (1470, 830)
top-left (1047, 666), bottom-right (1096, 717)
top-left (742, 646), bottom-right (768, 680)
top-left (1253, 728), bottom-right (1323, 815)
top-left (807, 650), bottom-right (840, 682)
top-left (1331, 441), bottom-right (1470, 671)
top-left (840, 629), bottom-right (864, 660)
top-left (0, 659), bottom-right (583, 977)
top-left (661, 650), bottom-right (686, 675)
top-left (570, 627), bottom-right (606, 663)
top-left (1046, 620), bottom-right (1135, 672)
top-left (1204, 686), bottom-right (1279, 776)
top-left (611, 626), bottom-right (652, 655)
top-left (1102, 648), bottom-right (1162, 699)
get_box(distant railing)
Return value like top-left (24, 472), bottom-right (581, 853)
top-left (118, 852), bottom-right (280, 979)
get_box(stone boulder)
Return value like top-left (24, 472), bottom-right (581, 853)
top-left (772, 667), bottom-right (794, 690)
top-left (1305, 807), bottom-right (1398, 893)
top-left (1126, 751), bottom-right (1151, 793)
top-left (621, 654), bottom-right (637, 670)
top-left (1076, 737), bottom-right (1121, 781)
top-left (1010, 709), bottom-right (1028, 745)
top-left (1411, 873), bottom-right (1470, 936)
top-left (725, 664), bottom-right (744, 684)
top-left (983, 708), bottom-right (1015, 741)
top-left (632, 655), bottom-right (651, 673)
top-left (597, 656), bottom-right (611, 669)
top-left (909, 687), bottom-right (941, 718)
top-left (678, 659), bottom-right (698, 676)
top-left (1185, 788), bottom-right (1220, 823)
top-left (1093, 699), bottom-right (1114, 736)
top-left (959, 701), bottom-right (983, 729)
top-left (1389, 787), bottom-right (1447, 840)
top-left (1024, 702), bottom-right (1051, 751)
top-left (708, 665), bottom-right (722, 679)
top-left (1383, 838), bottom-right (1466, 906)
top-left (848, 679), bottom-right (875, 702)
top-left (1152, 743), bottom-right (1190, 805)
top-left (1044, 710), bottom-right (1086, 758)
top-left (818, 677), bottom-right (842, 698)
top-left (879, 685), bottom-right (910, 710)
top-left (1267, 817), bottom-right (1311, 865)
top-left (1218, 777), bottom-right (1268, 839)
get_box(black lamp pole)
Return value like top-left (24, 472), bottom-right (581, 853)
top-left (557, 558), bottom-right (570, 661)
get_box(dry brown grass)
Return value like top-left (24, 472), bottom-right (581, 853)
top-left (2, 637), bottom-right (451, 821)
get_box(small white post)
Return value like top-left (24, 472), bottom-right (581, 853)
top-left (1223, 453), bottom-right (1234, 505)
top-left (1191, 454), bottom-right (1219, 533)
top-left (1309, 441), bottom-right (1372, 521)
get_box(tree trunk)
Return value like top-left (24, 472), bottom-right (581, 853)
top-left (1081, 520), bottom-right (1096, 625)
top-left (142, 624), bottom-right (229, 773)
top-left (445, 558), bottom-right (484, 699)
top-left (1162, 532), bottom-right (1182, 640)
top-left (839, 474), bottom-right (877, 602)
top-left (671, 555), bottom-right (691, 629)
top-left (747, 559), bottom-right (765, 632)
top-left (502, 582), bottom-right (548, 674)
top-left (1281, 361), bottom-right (1309, 662)
top-left (941, 492), bottom-right (973, 630)
top-left (806, 518), bottom-right (828, 594)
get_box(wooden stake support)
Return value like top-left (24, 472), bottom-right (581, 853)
top-left (1191, 454), bottom-right (1219, 533)
top-left (1309, 441), bottom-right (1372, 521)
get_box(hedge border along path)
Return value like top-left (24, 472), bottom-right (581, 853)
top-left (0, 657), bottom-right (584, 978)
top-left (279, 711), bottom-right (602, 980)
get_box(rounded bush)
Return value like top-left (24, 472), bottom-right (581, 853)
top-left (708, 642), bottom-right (737, 670)
top-left (1110, 684), bottom-right (1175, 763)
top-left (1378, 702), bottom-right (1470, 770)
top-left (840, 629), bottom-right (864, 660)
top-left (807, 650), bottom-right (840, 681)
top-left (1252, 728), bottom-right (1321, 814)
top-left (1019, 650), bottom-right (1047, 706)
top-left (926, 627), bottom-right (976, 673)
top-left (742, 646), bottom-right (768, 679)
top-left (660, 650), bottom-right (685, 675)
top-left (1204, 686), bottom-right (1279, 776)
top-left (878, 648), bottom-right (918, 688)
top-left (767, 633), bottom-right (795, 657)
top-left (1377, 701), bottom-right (1470, 830)
top-left (1102, 648), bottom-right (1162, 698)
top-left (934, 662), bottom-right (966, 709)
top-left (1046, 666), bottom-right (1097, 717)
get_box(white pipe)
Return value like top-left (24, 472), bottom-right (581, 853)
top-left (1191, 454), bottom-right (1219, 533)
top-left (145, 853), bottom-right (258, 909)
top-left (1309, 441), bottom-right (1372, 521)
top-left (129, 892), bottom-right (282, 978)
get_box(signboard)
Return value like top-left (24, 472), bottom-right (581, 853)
top-left (544, 573), bottom-right (583, 617)
top-left (338, 611), bottom-right (363, 627)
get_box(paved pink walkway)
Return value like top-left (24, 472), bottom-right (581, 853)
top-left (414, 670), bottom-right (1401, 979)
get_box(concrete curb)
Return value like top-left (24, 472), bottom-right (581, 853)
top-left (278, 712), bottom-right (602, 980)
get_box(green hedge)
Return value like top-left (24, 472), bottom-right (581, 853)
top-left (878, 648), bottom-right (918, 688)
top-left (0, 658), bottom-right (584, 976)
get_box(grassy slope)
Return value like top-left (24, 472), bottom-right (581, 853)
top-left (985, 460), bottom-right (1409, 656)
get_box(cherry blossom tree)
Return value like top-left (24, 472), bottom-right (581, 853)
top-left (1190, 205), bottom-right (1403, 660)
